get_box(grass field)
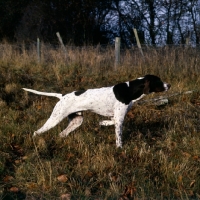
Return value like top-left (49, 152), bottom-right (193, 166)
top-left (0, 43), bottom-right (200, 199)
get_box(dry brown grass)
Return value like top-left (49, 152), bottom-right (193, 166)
top-left (0, 42), bottom-right (200, 199)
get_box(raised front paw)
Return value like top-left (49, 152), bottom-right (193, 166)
top-left (99, 120), bottom-right (115, 126)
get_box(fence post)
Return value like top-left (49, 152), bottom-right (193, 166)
top-left (56, 32), bottom-right (67, 56)
top-left (115, 37), bottom-right (121, 69)
top-left (133, 28), bottom-right (144, 59)
top-left (22, 41), bottom-right (26, 57)
top-left (37, 38), bottom-right (41, 63)
top-left (185, 31), bottom-right (191, 46)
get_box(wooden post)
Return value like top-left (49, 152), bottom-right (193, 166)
top-left (185, 31), bottom-right (191, 46)
top-left (133, 28), bottom-right (144, 58)
top-left (22, 41), bottom-right (26, 57)
top-left (56, 32), bottom-right (67, 54)
top-left (115, 37), bottom-right (121, 69)
top-left (37, 38), bottom-right (41, 63)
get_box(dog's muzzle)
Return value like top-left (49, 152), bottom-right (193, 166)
top-left (164, 83), bottom-right (171, 91)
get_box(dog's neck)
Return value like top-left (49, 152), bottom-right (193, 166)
top-left (113, 78), bottom-right (148, 105)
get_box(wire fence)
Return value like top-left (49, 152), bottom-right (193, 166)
top-left (1, 40), bottom-right (200, 68)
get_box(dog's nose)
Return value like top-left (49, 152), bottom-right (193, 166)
top-left (167, 84), bottom-right (171, 89)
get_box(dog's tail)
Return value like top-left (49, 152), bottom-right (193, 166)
top-left (22, 88), bottom-right (62, 99)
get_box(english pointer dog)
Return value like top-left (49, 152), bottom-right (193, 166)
top-left (23, 75), bottom-right (170, 147)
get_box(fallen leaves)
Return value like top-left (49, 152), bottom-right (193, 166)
top-left (57, 174), bottom-right (68, 183)
top-left (182, 152), bottom-right (191, 158)
top-left (3, 176), bottom-right (19, 193)
top-left (10, 144), bottom-right (24, 156)
top-left (193, 155), bottom-right (200, 161)
top-left (60, 193), bottom-right (71, 200)
top-left (121, 182), bottom-right (137, 199)
top-left (26, 182), bottom-right (38, 189)
top-left (9, 187), bottom-right (19, 192)
top-left (3, 175), bottom-right (14, 182)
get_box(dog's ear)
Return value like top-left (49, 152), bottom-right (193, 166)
top-left (113, 83), bottom-right (130, 105)
top-left (143, 80), bottom-right (150, 94)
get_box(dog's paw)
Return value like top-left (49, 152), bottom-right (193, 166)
top-left (33, 131), bottom-right (37, 137)
top-left (59, 132), bottom-right (66, 138)
top-left (116, 140), bottom-right (123, 148)
top-left (99, 120), bottom-right (114, 126)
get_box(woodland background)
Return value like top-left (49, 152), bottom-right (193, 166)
top-left (1, 0), bottom-right (200, 45)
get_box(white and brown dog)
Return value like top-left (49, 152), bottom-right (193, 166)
top-left (23, 75), bottom-right (170, 147)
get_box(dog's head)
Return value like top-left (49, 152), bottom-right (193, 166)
top-left (142, 75), bottom-right (171, 94)
top-left (113, 75), bottom-right (171, 105)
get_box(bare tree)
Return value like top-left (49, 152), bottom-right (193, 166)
top-left (187, 0), bottom-right (200, 44)
top-left (2, 0), bottom-right (200, 45)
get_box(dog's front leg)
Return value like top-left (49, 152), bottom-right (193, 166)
top-left (114, 103), bottom-right (129, 148)
top-left (114, 120), bottom-right (123, 148)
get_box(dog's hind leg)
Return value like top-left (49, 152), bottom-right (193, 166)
top-left (34, 117), bottom-right (61, 136)
top-left (59, 112), bottom-right (83, 137)
top-left (33, 101), bottom-right (67, 136)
